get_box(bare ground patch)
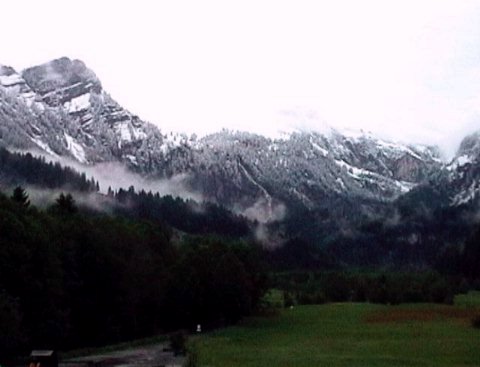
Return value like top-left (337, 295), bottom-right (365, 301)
top-left (364, 306), bottom-right (480, 324)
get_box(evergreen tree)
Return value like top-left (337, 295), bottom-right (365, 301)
top-left (11, 186), bottom-right (30, 208)
top-left (54, 193), bottom-right (78, 214)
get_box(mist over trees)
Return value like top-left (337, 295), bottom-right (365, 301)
top-left (0, 148), bottom-right (98, 192)
top-left (0, 148), bottom-right (250, 238)
top-left (110, 187), bottom-right (251, 238)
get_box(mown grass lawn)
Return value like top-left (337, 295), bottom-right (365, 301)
top-left (193, 294), bottom-right (480, 367)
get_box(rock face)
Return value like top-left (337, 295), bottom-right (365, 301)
top-left (444, 131), bottom-right (480, 206)
top-left (0, 57), bottom-right (180, 166)
top-left (0, 57), bottom-right (444, 220)
top-left (393, 154), bottom-right (428, 182)
top-left (22, 57), bottom-right (102, 106)
top-left (457, 131), bottom-right (480, 159)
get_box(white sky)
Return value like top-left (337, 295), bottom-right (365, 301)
top-left (2, 0), bottom-right (480, 157)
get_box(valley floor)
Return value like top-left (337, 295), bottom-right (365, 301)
top-left (192, 293), bottom-right (480, 367)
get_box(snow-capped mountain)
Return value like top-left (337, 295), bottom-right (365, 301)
top-left (178, 130), bottom-right (442, 221)
top-left (394, 130), bottom-right (480, 209)
top-left (0, 57), bottom-right (190, 166)
top-left (0, 57), bottom-right (444, 220)
top-left (445, 131), bottom-right (480, 206)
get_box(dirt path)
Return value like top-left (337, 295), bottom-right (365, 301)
top-left (63, 343), bottom-right (185, 367)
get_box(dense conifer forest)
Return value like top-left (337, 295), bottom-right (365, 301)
top-left (0, 190), bottom-right (266, 356)
top-left (0, 148), bottom-right (98, 192)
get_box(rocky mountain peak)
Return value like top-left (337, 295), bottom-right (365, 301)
top-left (456, 131), bottom-right (480, 160)
top-left (21, 57), bottom-right (101, 107)
top-left (0, 64), bottom-right (35, 102)
top-left (0, 65), bottom-right (17, 76)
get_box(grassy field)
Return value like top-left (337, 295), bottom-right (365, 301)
top-left (192, 293), bottom-right (480, 366)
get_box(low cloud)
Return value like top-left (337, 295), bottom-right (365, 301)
top-left (83, 161), bottom-right (202, 202)
top-left (242, 197), bottom-right (286, 224)
top-left (241, 197), bottom-right (287, 248)
top-left (21, 149), bottom-right (203, 202)
top-left (27, 186), bottom-right (112, 211)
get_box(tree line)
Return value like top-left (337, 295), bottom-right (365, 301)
top-left (0, 148), bottom-right (98, 192)
top-left (269, 182), bottom-right (480, 275)
top-left (272, 271), bottom-right (456, 307)
top-left (108, 186), bottom-right (251, 238)
top-left (0, 189), bottom-right (266, 358)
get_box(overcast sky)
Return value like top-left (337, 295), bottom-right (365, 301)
top-left (2, 0), bottom-right (480, 157)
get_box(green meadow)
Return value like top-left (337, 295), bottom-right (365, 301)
top-left (192, 292), bottom-right (480, 367)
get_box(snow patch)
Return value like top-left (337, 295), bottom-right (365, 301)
top-left (159, 133), bottom-right (186, 154)
top-left (310, 139), bottom-right (328, 157)
top-left (125, 154), bottom-right (138, 165)
top-left (31, 137), bottom-right (57, 157)
top-left (268, 143), bottom-right (279, 152)
top-left (335, 159), bottom-right (368, 179)
top-left (336, 177), bottom-right (346, 190)
top-left (0, 74), bottom-right (24, 87)
top-left (457, 155), bottom-right (472, 166)
top-left (64, 93), bottom-right (91, 113)
top-left (452, 182), bottom-right (478, 206)
top-left (447, 155), bottom-right (473, 171)
top-left (64, 133), bottom-right (87, 163)
top-left (165, 133), bottom-right (183, 147)
top-left (132, 127), bottom-right (147, 140)
top-left (117, 122), bottom-right (132, 142)
top-left (395, 180), bottom-right (415, 193)
top-left (335, 158), bottom-right (414, 194)
top-left (374, 140), bottom-right (423, 160)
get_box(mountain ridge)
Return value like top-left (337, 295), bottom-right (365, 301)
top-left (0, 56), bottom-right (477, 222)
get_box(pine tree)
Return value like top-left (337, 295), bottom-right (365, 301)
top-left (11, 186), bottom-right (30, 208)
top-left (54, 193), bottom-right (77, 214)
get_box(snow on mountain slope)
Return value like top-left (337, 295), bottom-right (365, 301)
top-left (443, 131), bottom-right (480, 206)
top-left (0, 57), bottom-right (188, 168)
top-left (0, 57), bottom-right (444, 220)
top-left (183, 130), bottom-right (441, 218)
